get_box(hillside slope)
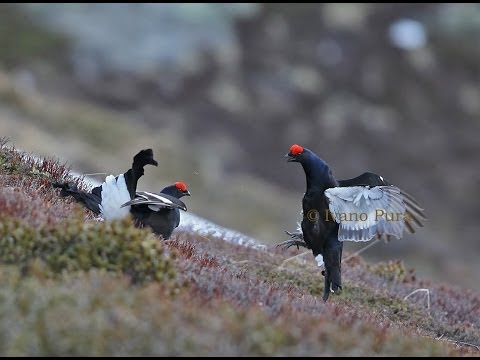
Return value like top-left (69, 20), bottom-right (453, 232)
top-left (0, 140), bottom-right (478, 356)
top-left (2, 3), bottom-right (480, 291)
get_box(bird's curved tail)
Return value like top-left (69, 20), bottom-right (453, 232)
top-left (53, 182), bottom-right (102, 215)
top-left (124, 148), bottom-right (158, 199)
top-left (322, 241), bottom-right (343, 301)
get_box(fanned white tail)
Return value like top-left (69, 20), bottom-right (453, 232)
top-left (99, 174), bottom-right (131, 219)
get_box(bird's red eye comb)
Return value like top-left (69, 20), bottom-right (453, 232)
top-left (175, 182), bottom-right (187, 192)
top-left (290, 144), bottom-right (304, 155)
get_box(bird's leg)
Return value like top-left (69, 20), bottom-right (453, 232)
top-left (276, 231), bottom-right (310, 250)
top-left (322, 240), bottom-right (343, 301)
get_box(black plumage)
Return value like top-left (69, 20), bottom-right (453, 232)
top-left (127, 184), bottom-right (191, 240)
top-left (54, 149), bottom-right (190, 239)
top-left (279, 144), bottom-right (426, 301)
top-left (54, 148), bottom-right (158, 216)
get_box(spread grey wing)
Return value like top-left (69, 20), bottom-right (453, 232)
top-left (324, 186), bottom-right (406, 242)
top-left (338, 172), bottom-right (427, 240)
top-left (121, 191), bottom-right (187, 211)
top-left (399, 189), bottom-right (426, 236)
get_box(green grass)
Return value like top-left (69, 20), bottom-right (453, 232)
top-left (0, 216), bottom-right (176, 283)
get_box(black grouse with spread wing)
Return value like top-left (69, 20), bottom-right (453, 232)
top-left (54, 149), bottom-right (190, 239)
top-left (279, 144), bottom-right (426, 301)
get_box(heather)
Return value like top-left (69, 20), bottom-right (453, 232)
top-left (0, 141), bottom-right (477, 355)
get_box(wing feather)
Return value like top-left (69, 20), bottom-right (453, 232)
top-left (325, 185), bottom-right (406, 242)
top-left (338, 172), bottom-right (427, 237)
top-left (121, 191), bottom-right (187, 211)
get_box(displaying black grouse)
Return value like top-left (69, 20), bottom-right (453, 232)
top-left (54, 149), bottom-right (190, 239)
top-left (123, 182), bottom-right (191, 240)
top-left (278, 144), bottom-right (426, 301)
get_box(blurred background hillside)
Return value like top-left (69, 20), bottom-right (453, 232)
top-left (0, 3), bottom-right (479, 290)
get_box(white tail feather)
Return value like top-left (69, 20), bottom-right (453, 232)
top-left (99, 174), bottom-right (131, 219)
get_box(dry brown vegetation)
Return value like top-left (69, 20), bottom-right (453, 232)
top-left (0, 139), bottom-right (478, 356)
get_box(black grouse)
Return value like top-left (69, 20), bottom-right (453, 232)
top-left (123, 182), bottom-right (191, 240)
top-left (278, 144), bottom-right (426, 301)
top-left (54, 149), bottom-right (190, 239)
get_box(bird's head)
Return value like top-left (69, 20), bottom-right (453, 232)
top-left (162, 182), bottom-right (191, 199)
top-left (285, 144), bottom-right (307, 163)
top-left (174, 182), bottom-right (191, 198)
top-left (285, 144), bottom-right (335, 187)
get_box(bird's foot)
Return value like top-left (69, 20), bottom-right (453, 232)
top-left (322, 266), bottom-right (342, 301)
top-left (330, 283), bottom-right (342, 294)
top-left (284, 230), bottom-right (304, 240)
top-left (323, 284), bottom-right (343, 301)
top-left (276, 239), bottom-right (309, 250)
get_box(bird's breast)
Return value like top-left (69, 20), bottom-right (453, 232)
top-left (301, 191), bottom-right (338, 252)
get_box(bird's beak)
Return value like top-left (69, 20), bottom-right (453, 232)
top-left (185, 191), bottom-right (191, 197)
top-left (285, 153), bottom-right (295, 162)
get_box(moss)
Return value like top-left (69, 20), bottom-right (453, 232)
top-left (242, 255), bottom-right (478, 353)
top-left (339, 283), bottom-right (418, 320)
top-left (0, 143), bottom-right (476, 356)
top-left (0, 146), bottom-right (29, 175)
top-left (0, 147), bottom-right (23, 175)
top-left (0, 216), bottom-right (176, 284)
top-left (367, 259), bottom-right (416, 283)
top-left (0, 141), bottom-right (75, 187)
top-left (247, 261), bottom-right (325, 296)
top-left (0, 271), bottom-right (316, 356)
